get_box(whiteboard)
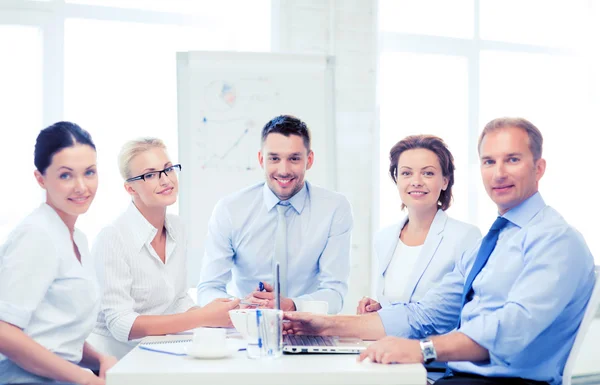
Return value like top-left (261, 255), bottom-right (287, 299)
top-left (177, 51), bottom-right (335, 286)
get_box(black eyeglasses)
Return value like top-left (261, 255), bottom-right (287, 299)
top-left (126, 164), bottom-right (182, 183)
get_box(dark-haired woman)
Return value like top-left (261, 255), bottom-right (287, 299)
top-left (357, 135), bottom-right (481, 314)
top-left (0, 122), bottom-right (116, 385)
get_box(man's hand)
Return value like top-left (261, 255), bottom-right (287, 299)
top-left (358, 336), bottom-right (423, 364)
top-left (356, 296), bottom-right (382, 314)
top-left (247, 282), bottom-right (296, 311)
top-left (197, 298), bottom-right (241, 327)
top-left (97, 355), bottom-right (118, 379)
top-left (282, 312), bottom-right (335, 335)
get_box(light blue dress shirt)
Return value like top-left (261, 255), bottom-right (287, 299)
top-left (378, 192), bottom-right (595, 384)
top-left (197, 181), bottom-right (353, 314)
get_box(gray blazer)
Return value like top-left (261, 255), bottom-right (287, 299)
top-left (373, 209), bottom-right (481, 306)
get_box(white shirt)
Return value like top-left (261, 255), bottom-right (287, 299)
top-left (382, 239), bottom-right (423, 303)
top-left (91, 203), bottom-right (194, 356)
top-left (0, 204), bottom-right (99, 384)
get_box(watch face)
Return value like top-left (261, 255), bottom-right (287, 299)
top-left (420, 340), bottom-right (437, 363)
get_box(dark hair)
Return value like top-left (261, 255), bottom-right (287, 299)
top-left (478, 117), bottom-right (543, 161)
top-left (389, 135), bottom-right (455, 211)
top-left (260, 115), bottom-right (311, 152)
top-left (34, 121), bottom-right (96, 174)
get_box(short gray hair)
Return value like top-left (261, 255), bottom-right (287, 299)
top-left (478, 117), bottom-right (543, 161)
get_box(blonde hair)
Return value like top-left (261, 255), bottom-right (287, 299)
top-left (118, 137), bottom-right (167, 180)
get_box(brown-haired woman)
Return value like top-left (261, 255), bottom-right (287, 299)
top-left (357, 135), bottom-right (481, 314)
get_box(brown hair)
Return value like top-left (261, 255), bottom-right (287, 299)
top-left (261, 115), bottom-right (311, 152)
top-left (389, 135), bottom-right (455, 211)
top-left (478, 117), bottom-right (543, 160)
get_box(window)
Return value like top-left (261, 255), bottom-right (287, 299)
top-left (0, 1), bottom-right (271, 244)
top-left (0, 25), bottom-right (43, 243)
top-left (378, 0), bottom-right (599, 261)
top-left (379, 52), bottom-right (469, 227)
top-left (379, 0), bottom-right (474, 39)
top-left (479, 0), bottom-right (588, 47)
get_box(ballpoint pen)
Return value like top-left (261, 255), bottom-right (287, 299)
top-left (259, 281), bottom-right (265, 292)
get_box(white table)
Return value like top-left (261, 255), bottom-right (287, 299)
top-left (107, 336), bottom-right (427, 385)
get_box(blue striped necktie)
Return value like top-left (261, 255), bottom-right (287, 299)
top-left (460, 216), bottom-right (509, 312)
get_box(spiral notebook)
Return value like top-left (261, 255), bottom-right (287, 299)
top-left (138, 334), bottom-right (246, 356)
top-left (138, 335), bottom-right (191, 355)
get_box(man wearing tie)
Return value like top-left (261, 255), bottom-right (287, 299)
top-left (197, 115), bottom-right (353, 314)
top-left (284, 117), bottom-right (595, 384)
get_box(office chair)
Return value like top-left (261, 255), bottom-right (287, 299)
top-left (562, 265), bottom-right (600, 385)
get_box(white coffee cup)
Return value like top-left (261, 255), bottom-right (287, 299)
top-left (192, 327), bottom-right (226, 347)
top-left (299, 300), bottom-right (329, 315)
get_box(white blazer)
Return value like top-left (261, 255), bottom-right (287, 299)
top-left (373, 209), bottom-right (481, 306)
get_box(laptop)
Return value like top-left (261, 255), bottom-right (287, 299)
top-left (272, 262), bottom-right (366, 354)
top-left (283, 334), bottom-right (366, 354)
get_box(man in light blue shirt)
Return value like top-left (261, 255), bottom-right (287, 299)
top-left (197, 115), bottom-right (353, 314)
top-left (283, 117), bottom-right (595, 384)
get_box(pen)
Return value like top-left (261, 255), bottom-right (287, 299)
top-left (139, 345), bottom-right (187, 356)
top-left (259, 281), bottom-right (265, 291)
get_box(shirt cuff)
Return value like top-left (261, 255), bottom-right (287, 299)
top-left (377, 305), bottom-right (413, 338)
top-left (107, 312), bottom-right (140, 343)
top-left (0, 301), bottom-right (31, 329)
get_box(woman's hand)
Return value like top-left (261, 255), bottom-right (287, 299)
top-left (197, 298), bottom-right (241, 327)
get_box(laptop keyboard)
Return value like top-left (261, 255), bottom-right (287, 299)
top-left (284, 334), bottom-right (335, 346)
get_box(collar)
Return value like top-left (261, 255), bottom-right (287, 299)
top-left (262, 181), bottom-right (309, 214)
top-left (397, 208), bottom-right (447, 235)
top-left (429, 208), bottom-right (449, 235)
top-left (501, 192), bottom-right (546, 228)
top-left (40, 203), bottom-right (73, 239)
top-left (124, 202), bottom-right (175, 251)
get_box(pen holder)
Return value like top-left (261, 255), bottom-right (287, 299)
top-left (245, 309), bottom-right (283, 359)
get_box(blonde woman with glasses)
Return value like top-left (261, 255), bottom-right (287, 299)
top-left (88, 138), bottom-right (239, 358)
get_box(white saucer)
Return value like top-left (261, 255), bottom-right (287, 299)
top-left (185, 345), bottom-right (231, 359)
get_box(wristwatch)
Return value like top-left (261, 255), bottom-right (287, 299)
top-left (419, 339), bottom-right (437, 364)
